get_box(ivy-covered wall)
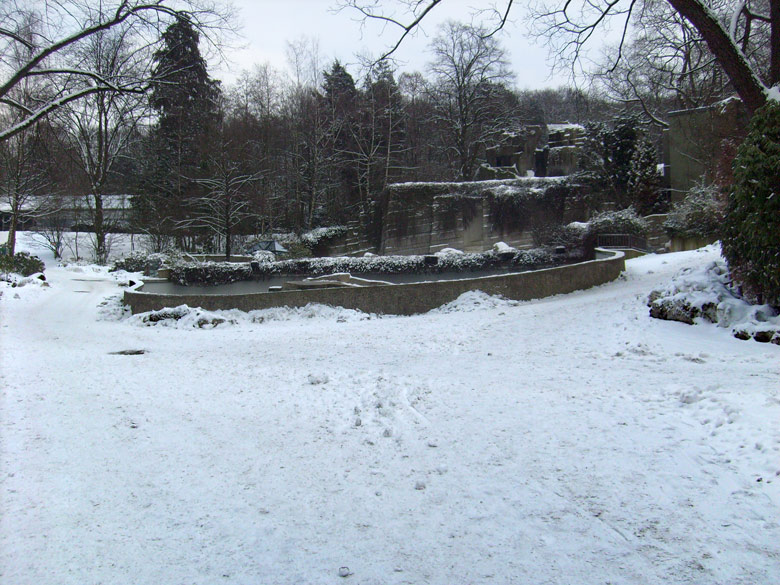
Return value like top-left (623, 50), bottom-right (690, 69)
top-left (379, 178), bottom-right (587, 255)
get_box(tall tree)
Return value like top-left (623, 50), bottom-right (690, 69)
top-left (58, 25), bottom-right (147, 263)
top-left (351, 61), bottom-right (407, 202)
top-left (141, 13), bottom-right (221, 248)
top-left (322, 60), bottom-right (360, 222)
top-left (343, 0), bottom-right (779, 116)
top-left (0, 9), bottom-right (51, 256)
top-left (427, 21), bottom-right (514, 180)
top-left (0, 0), bottom-right (228, 143)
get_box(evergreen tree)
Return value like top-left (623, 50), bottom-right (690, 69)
top-left (151, 14), bottom-right (220, 144)
top-left (322, 60), bottom-right (359, 223)
top-left (581, 116), bottom-right (644, 209)
top-left (722, 101), bottom-right (780, 306)
top-left (323, 60), bottom-right (358, 116)
top-left (140, 14), bottom-right (220, 246)
top-left (628, 137), bottom-right (662, 215)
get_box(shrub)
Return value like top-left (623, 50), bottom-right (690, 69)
top-left (300, 226), bottom-right (348, 248)
top-left (664, 181), bottom-right (726, 240)
top-left (112, 252), bottom-right (172, 275)
top-left (165, 246), bottom-right (575, 286)
top-left (169, 261), bottom-right (253, 286)
top-left (588, 207), bottom-right (649, 236)
top-left (532, 222), bottom-right (589, 248)
top-left (0, 251), bottom-right (45, 276)
top-left (722, 101), bottom-right (780, 306)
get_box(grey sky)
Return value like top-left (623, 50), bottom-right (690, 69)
top-left (213, 0), bottom-right (571, 90)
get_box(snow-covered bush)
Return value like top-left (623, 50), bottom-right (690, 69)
top-left (166, 246), bottom-right (566, 286)
top-left (647, 258), bottom-right (780, 344)
top-left (135, 305), bottom-right (233, 328)
top-left (112, 251), bottom-right (172, 275)
top-left (263, 248), bottom-right (558, 277)
top-left (0, 251), bottom-right (45, 277)
top-left (300, 226), bottom-right (348, 248)
top-left (663, 182), bottom-right (725, 240)
top-left (169, 261), bottom-right (252, 286)
top-left (532, 222), bottom-right (592, 250)
top-left (588, 208), bottom-right (649, 236)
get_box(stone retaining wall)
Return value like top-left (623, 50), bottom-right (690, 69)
top-left (124, 250), bottom-right (625, 316)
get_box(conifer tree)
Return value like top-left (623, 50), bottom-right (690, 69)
top-left (140, 14), bottom-right (220, 246)
top-left (628, 137), bottom-right (662, 215)
top-left (722, 101), bottom-right (780, 306)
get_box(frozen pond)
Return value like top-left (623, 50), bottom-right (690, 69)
top-left (140, 266), bottom-right (530, 295)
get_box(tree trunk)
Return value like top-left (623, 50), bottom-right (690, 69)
top-left (771, 0), bottom-right (780, 86)
top-left (93, 194), bottom-right (107, 264)
top-left (666, 0), bottom-right (767, 114)
top-left (6, 201), bottom-right (18, 256)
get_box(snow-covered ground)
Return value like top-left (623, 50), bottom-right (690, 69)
top-left (1, 233), bottom-right (778, 585)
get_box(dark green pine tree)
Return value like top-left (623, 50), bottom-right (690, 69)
top-left (323, 60), bottom-right (358, 117)
top-left (628, 137), bottom-right (662, 215)
top-left (581, 116), bottom-right (641, 209)
top-left (722, 101), bottom-right (780, 306)
top-left (140, 14), bottom-right (221, 244)
top-left (359, 61), bottom-right (405, 198)
top-left (322, 60), bottom-right (360, 222)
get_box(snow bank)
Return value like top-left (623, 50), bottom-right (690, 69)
top-left (115, 301), bottom-right (378, 329)
top-left (430, 290), bottom-right (519, 313)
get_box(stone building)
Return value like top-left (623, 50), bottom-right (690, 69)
top-left (481, 122), bottom-right (585, 179)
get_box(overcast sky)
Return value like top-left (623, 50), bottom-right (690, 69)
top-left (212, 0), bottom-right (574, 90)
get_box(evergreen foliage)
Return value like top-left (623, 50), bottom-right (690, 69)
top-left (581, 116), bottom-right (659, 212)
top-left (664, 182), bottom-right (725, 240)
top-left (150, 15), bottom-right (221, 143)
top-left (138, 14), bottom-right (221, 244)
top-left (722, 101), bottom-right (780, 306)
top-left (0, 251), bottom-right (45, 276)
top-left (588, 208), bottom-right (649, 236)
top-left (628, 137), bottom-right (662, 214)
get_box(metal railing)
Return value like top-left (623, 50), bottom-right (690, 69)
top-left (596, 234), bottom-right (650, 252)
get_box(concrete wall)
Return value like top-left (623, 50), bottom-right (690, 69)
top-left (665, 99), bottom-right (748, 202)
top-left (125, 250), bottom-right (625, 316)
top-left (669, 236), bottom-right (716, 252)
top-left (379, 179), bottom-right (588, 256)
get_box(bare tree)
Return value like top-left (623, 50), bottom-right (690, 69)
top-left (31, 193), bottom-right (70, 258)
top-left (0, 124), bottom-right (52, 255)
top-left (594, 0), bottom-right (774, 125)
top-left (0, 0), bottom-right (231, 143)
top-left (341, 0), bottom-right (779, 116)
top-left (427, 21), bottom-right (514, 180)
top-left (57, 25), bottom-right (148, 263)
top-left (180, 155), bottom-right (262, 260)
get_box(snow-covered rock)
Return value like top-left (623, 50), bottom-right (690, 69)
top-left (648, 258), bottom-right (780, 343)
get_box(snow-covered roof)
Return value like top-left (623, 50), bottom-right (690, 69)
top-left (1, 193), bottom-right (135, 212)
top-left (547, 123), bottom-right (584, 133)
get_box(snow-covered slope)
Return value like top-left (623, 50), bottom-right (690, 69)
top-left (1, 234), bottom-right (778, 584)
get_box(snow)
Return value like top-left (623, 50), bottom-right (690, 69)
top-left (491, 241), bottom-right (516, 253)
top-left (388, 176), bottom-right (566, 190)
top-left (547, 122), bottom-right (584, 132)
top-left (648, 258), bottom-right (780, 336)
top-left (2, 234), bottom-right (779, 584)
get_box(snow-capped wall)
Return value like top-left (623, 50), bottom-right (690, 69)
top-left (379, 177), bottom-right (587, 256)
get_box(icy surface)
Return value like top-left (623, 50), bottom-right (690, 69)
top-left (1, 234), bottom-right (779, 585)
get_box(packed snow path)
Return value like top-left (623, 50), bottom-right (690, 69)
top-left (1, 246), bottom-right (779, 584)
